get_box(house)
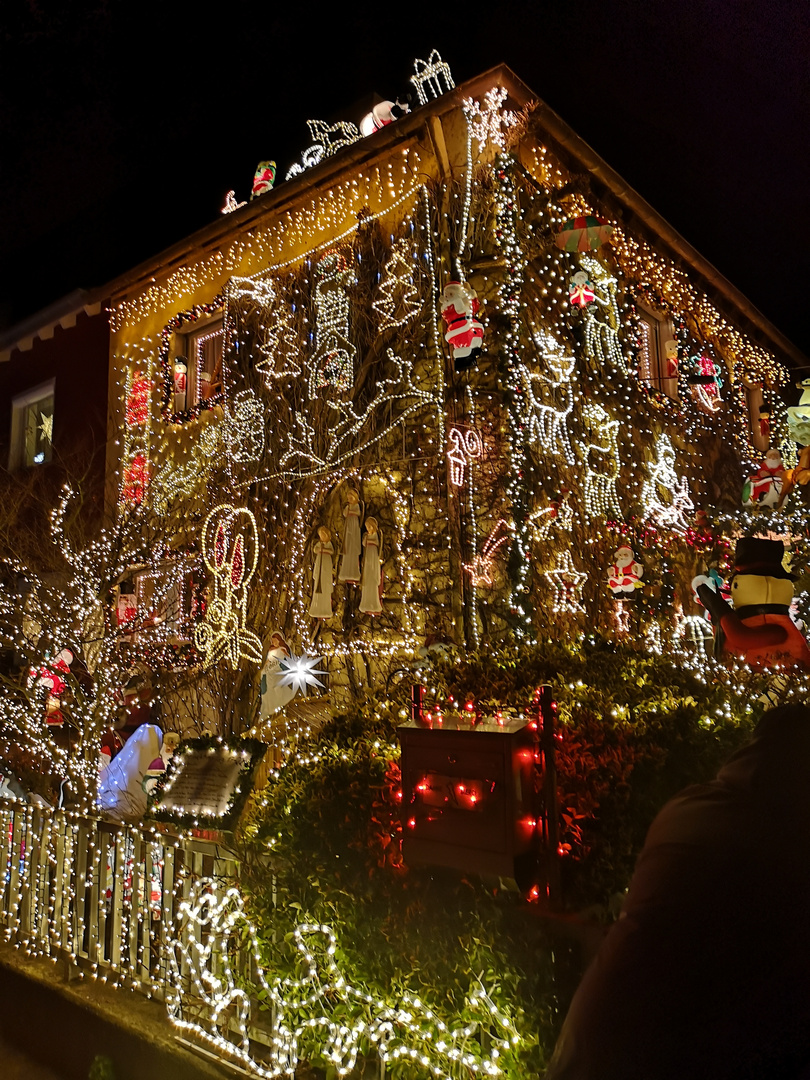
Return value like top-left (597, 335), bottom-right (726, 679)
top-left (0, 288), bottom-right (110, 539)
top-left (102, 56), bottom-right (807, 736)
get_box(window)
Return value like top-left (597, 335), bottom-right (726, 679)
top-left (117, 559), bottom-right (201, 645)
top-left (9, 379), bottom-right (55, 469)
top-left (637, 306), bottom-right (677, 400)
top-left (169, 315), bottom-right (224, 414)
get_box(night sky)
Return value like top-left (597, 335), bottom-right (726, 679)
top-left (1, 1), bottom-right (808, 358)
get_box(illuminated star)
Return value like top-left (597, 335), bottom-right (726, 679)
top-left (545, 551), bottom-right (587, 614)
top-left (38, 413), bottom-right (53, 443)
top-left (463, 519), bottom-right (512, 587)
top-left (277, 653), bottom-right (327, 697)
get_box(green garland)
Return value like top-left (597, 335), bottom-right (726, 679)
top-left (149, 735), bottom-right (266, 830)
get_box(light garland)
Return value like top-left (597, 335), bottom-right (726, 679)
top-left (285, 119), bottom-right (362, 182)
top-left (463, 87), bottom-right (518, 154)
top-left (308, 250), bottom-right (357, 399)
top-left (521, 328), bottom-right (577, 464)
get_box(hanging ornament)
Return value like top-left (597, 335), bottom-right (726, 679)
top-left (687, 354), bottom-right (724, 413)
top-left (607, 546), bottom-right (643, 599)
top-left (251, 161), bottom-right (276, 200)
top-left (569, 270), bottom-right (595, 308)
top-left (308, 527), bottom-right (335, 619)
top-left (440, 281), bottom-right (484, 372)
top-left (277, 652), bottom-right (327, 697)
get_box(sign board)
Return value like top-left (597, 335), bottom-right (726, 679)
top-left (157, 747), bottom-right (243, 820)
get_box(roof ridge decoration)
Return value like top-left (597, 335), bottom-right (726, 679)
top-left (410, 48), bottom-right (455, 104)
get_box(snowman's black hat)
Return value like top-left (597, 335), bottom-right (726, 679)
top-left (732, 537), bottom-right (795, 581)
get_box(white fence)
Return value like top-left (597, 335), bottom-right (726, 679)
top-left (0, 800), bottom-right (523, 1079)
top-left (0, 799), bottom-right (238, 998)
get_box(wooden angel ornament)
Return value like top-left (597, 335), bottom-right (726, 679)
top-left (309, 526), bottom-right (335, 619)
top-left (359, 516), bottom-right (383, 615)
top-left (338, 487), bottom-right (363, 583)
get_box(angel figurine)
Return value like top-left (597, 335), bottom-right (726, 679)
top-left (309, 526), bottom-right (334, 619)
top-left (338, 488), bottom-right (363, 583)
top-left (359, 517), bottom-right (383, 615)
top-left (259, 631), bottom-right (297, 718)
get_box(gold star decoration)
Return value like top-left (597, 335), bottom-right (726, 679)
top-left (38, 413), bottom-right (53, 443)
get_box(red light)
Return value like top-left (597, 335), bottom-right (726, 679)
top-left (528, 885), bottom-right (539, 901)
top-left (464, 702), bottom-right (474, 712)
top-left (408, 818), bottom-right (416, 829)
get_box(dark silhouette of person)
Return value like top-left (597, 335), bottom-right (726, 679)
top-left (545, 704), bottom-right (810, 1080)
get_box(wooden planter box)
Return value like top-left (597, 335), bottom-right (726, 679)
top-left (398, 717), bottom-right (539, 888)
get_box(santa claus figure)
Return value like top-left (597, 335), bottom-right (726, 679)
top-left (251, 160), bottom-right (276, 200)
top-left (608, 546), bottom-right (643, 598)
top-left (440, 281), bottom-right (484, 372)
top-left (742, 449), bottom-right (783, 509)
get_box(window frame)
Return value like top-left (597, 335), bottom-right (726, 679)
top-left (9, 378), bottom-right (55, 470)
top-left (636, 304), bottom-right (677, 400)
top-left (159, 295), bottom-right (226, 423)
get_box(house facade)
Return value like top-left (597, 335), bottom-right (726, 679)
top-left (104, 58), bottom-right (806, 735)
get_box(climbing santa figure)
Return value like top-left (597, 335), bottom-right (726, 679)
top-left (742, 449), bottom-right (783, 509)
top-left (440, 281), bottom-right (484, 372)
top-left (607, 545), bottom-right (643, 599)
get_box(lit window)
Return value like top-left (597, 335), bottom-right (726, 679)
top-left (169, 315), bottom-right (224, 416)
top-left (9, 380), bottom-right (55, 470)
top-left (118, 559), bottom-right (201, 645)
top-left (637, 306), bottom-right (677, 399)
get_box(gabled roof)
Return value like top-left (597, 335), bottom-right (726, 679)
top-left (4, 63), bottom-right (803, 372)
